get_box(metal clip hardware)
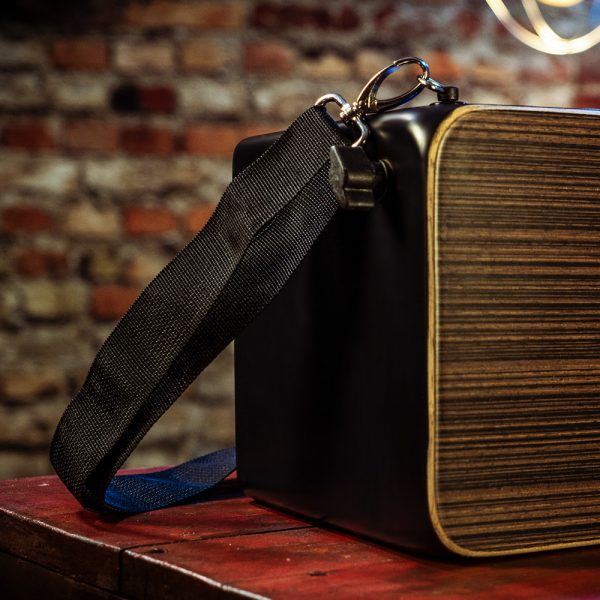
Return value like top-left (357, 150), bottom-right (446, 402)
top-left (315, 56), bottom-right (457, 147)
top-left (317, 57), bottom-right (458, 211)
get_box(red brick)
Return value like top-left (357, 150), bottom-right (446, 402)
top-left (335, 6), bottom-right (360, 30)
top-left (251, 3), bottom-right (324, 28)
top-left (140, 86), bottom-right (177, 113)
top-left (193, 3), bottom-right (244, 29)
top-left (124, 1), bottom-right (244, 29)
top-left (471, 62), bottom-right (513, 86)
top-left (251, 3), bottom-right (359, 30)
top-left (16, 249), bottom-right (68, 277)
top-left (186, 205), bottom-right (216, 234)
top-left (63, 120), bottom-right (120, 153)
top-left (374, 5), bottom-right (395, 28)
top-left (2, 121), bottom-right (54, 151)
top-left (91, 285), bottom-right (140, 321)
top-left (181, 39), bottom-right (229, 73)
top-left (51, 38), bottom-right (108, 71)
top-left (494, 19), bottom-right (511, 39)
top-left (114, 40), bottom-right (175, 73)
top-left (185, 123), bottom-right (243, 155)
top-left (243, 41), bottom-right (296, 74)
top-left (243, 123), bottom-right (283, 139)
top-left (520, 58), bottom-right (571, 86)
top-left (184, 122), bottom-right (280, 156)
top-left (251, 2), bottom-right (278, 28)
top-left (2, 207), bottom-right (54, 233)
top-left (121, 126), bottom-right (176, 155)
top-left (577, 60), bottom-right (600, 84)
top-left (454, 9), bottom-right (483, 39)
top-left (427, 50), bottom-right (463, 82)
top-left (573, 95), bottom-right (600, 109)
top-left (300, 52), bottom-right (351, 80)
top-left (124, 207), bottom-right (178, 236)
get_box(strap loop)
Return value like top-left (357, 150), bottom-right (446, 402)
top-left (50, 106), bottom-right (349, 513)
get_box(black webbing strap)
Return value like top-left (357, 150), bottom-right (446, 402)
top-left (50, 106), bottom-right (350, 513)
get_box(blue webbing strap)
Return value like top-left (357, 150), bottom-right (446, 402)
top-left (50, 106), bottom-right (349, 513)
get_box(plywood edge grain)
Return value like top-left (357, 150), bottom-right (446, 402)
top-left (427, 104), bottom-right (483, 558)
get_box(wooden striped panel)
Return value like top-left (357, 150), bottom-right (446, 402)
top-left (432, 107), bottom-right (600, 555)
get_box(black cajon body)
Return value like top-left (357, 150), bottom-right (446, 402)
top-left (234, 103), bottom-right (600, 557)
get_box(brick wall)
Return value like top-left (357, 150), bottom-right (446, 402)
top-left (1, 0), bottom-right (599, 479)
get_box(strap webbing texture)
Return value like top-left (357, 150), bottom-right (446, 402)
top-left (50, 106), bottom-right (349, 513)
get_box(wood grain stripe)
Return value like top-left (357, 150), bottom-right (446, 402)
top-left (433, 108), bottom-right (600, 554)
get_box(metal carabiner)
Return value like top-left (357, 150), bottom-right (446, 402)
top-left (315, 56), bottom-right (453, 146)
top-left (354, 56), bottom-right (430, 115)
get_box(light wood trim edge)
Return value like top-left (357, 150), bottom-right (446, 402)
top-left (426, 103), bottom-right (600, 558)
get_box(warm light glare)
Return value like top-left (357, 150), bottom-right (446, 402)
top-left (486, 0), bottom-right (600, 54)
top-left (538, 0), bottom-right (584, 7)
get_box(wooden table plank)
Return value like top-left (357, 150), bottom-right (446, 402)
top-left (0, 475), bottom-right (80, 517)
top-left (241, 550), bottom-right (600, 599)
top-left (4, 473), bottom-right (600, 599)
top-left (0, 474), bottom-right (311, 593)
top-left (122, 528), bottom-right (397, 599)
top-left (1, 551), bottom-right (122, 600)
top-left (122, 526), bottom-right (600, 600)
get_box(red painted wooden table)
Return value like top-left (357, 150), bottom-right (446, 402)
top-left (2, 472), bottom-right (600, 599)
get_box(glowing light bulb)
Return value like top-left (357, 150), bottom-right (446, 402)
top-left (486, 0), bottom-right (600, 54)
